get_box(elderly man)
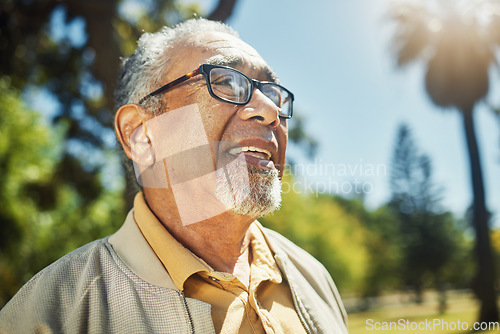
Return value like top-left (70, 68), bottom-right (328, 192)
top-left (0, 19), bottom-right (347, 333)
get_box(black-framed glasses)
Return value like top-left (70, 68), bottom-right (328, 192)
top-left (138, 64), bottom-right (294, 119)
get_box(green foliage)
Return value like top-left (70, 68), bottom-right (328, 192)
top-left (352, 204), bottom-right (401, 298)
top-left (261, 175), bottom-right (371, 293)
top-left (0, 80), bottom-right (124, 307)
top-left (491, 229), bottom-right (500, 281)
top-left (389, 124), bottom-right (472, 299)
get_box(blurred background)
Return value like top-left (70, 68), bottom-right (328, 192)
top-left (1, 0), bottom-right (500, 331)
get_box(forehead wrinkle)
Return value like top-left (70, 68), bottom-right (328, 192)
top-left (206, 38), bottom-right (236, 45)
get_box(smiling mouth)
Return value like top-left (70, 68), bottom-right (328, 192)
top-left (228, 146), bottom-right (272, 160)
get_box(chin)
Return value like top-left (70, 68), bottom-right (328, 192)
top-left (216, 162), bottom-right (282, 218)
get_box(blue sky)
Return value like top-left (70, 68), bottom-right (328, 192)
top-left (213, 0), bottom-right (500, 224)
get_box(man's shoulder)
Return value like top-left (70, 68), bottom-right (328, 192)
top-left (0, 238), bottom-right (113, 330)
top-left (2, 237), bottom-right (116, 309)
top-left (0, 231), bottom-right (212, 333)
top-left (261, 227), bottom-right (328, 274)
top-left (260, 226), bottom-right (348, 328)
top-left (262, 226), bottom-right (339, 302)
top-left (26, 237), bottom-right (114, 287)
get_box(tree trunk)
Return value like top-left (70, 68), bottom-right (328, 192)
top-left (462, 106), bottom-right (498, 322)
top-left (207, 0), bottom-right (238, 22)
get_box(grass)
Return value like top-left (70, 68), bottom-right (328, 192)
top-left (347, 291), bottom-right (499, 334)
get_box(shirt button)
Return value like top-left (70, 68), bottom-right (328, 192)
top-left (209, 276), bottom-right (220, 282)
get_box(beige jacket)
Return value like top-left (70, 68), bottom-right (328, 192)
top-left (0, 210), bottom-right (347, 333)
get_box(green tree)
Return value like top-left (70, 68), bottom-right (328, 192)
top-left (390, 124), bottom-right (469, 308)
top-left (332, 196), bottom-right (400, 309)
top-left (0, 78), bottom-right (58, 305)
top-left (261, 174), bottom-right (377, 294)
top-left (0, 77), bottom-right (127, 307)
top-left (389, 1), bottom-right (500, 321)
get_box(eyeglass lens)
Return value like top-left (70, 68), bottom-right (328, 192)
top-left (209, 67), bottom-right (251, 104)
top-left (208, 67), bottom-right (292, 118)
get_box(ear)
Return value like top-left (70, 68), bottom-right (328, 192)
top-left (115, 104), bottom-right (155, 166)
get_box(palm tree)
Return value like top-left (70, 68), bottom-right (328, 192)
top-left (389, 0), bottom-right (500, 322)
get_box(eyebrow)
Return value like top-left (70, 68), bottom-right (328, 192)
top-left (204, 55), bottom-right (279, 83)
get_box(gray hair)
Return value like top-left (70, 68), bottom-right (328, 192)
top-left (114, 18), bottom-right (238, 113)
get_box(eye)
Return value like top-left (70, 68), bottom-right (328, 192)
top-left (211, 74), bottom-right (241, 97)
top-left (261, 85), bottom-right (283, 106)
top-left (210, 69), bottom-right (251, 101)
top-left (212, 74), bottom-right (237, 88)
top-left (208, 67), bottom-right (252, 103)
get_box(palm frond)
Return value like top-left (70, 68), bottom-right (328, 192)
top-left (389, 2), bottom-right (435, 67)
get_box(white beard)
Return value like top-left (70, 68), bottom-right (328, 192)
top-left (215, 159), bottom-right (282, 218)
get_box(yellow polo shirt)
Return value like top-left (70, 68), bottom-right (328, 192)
top-left (133, 193), bottom-right (306, 333)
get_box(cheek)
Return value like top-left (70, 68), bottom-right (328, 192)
top-left (199, 101), bottom-right (236, 142)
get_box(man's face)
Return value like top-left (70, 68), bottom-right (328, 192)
top-left (164, 32), bottom-right (288, 172)
top-left (145, 31), bottom-right (288, 220)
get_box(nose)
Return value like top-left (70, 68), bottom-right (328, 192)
top-left (237, 89), bottom-right (280, 127)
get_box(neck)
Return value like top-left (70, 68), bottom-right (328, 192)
top-left (143, 188), bottom-right (256, 279)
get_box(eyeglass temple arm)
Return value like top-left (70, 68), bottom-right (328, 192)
top-left (138, 68), bottom-right (201, 104)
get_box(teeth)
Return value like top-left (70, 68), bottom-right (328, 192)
top-left (229, 146), bottom-right (271, 159)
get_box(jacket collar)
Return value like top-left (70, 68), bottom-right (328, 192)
top-left (108, 209), bottom-right (177, 290)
